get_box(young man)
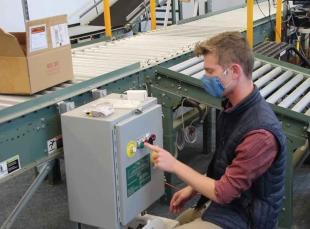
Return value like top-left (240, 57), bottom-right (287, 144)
top-left (145, 31), bottom-right (287, 229)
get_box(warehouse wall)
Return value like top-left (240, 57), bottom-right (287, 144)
top-left (0, 0), bottom-right (25, 32)
top-left (0, 0), bottom-right (96, 32)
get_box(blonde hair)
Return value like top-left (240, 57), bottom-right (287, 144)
top-left (194, 31), bottom-right (254, 79)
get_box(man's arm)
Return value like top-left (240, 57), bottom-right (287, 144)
top-left (173, 160), bottom-right (219, 202)
top-left (144, 129), bottom-right (278, 204)
top-left (145, 142), bottom-right (219, 202)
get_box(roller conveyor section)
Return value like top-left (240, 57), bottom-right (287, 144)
top-left (255, 67), bottom-right (283, 88)
top-left (180, 62), bottom-right (204, 76)
top-left (260, 71), bottom-right (294, 98)
top-left (278, 78), bottom-right (310, 109)
top-left (291, 91), bottom-right (310, 113)
top-left (266, 74), bottom-right (304, 104)
top-left (253, 61), bottom-right (263, 70)
top-left (252, 64), bottom-right (273, 81)
top-left (168, 56), bottom-right (310, 116)
top-left (191, 70), bottom-right (205, 79)
top-left (169, 57), bottom-right (202, 72)
top-left (0, 1), bottom-right (277, 111)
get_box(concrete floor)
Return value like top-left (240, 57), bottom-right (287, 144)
top-left (1, 131), bottom-right (310, 228)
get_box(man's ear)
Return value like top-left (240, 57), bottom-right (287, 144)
top-left (231, 64), bottom-right (242, 80)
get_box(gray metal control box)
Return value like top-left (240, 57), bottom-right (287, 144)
top-left (61, 94), bottom-right (164, 229)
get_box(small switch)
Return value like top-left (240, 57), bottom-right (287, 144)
top-left (147, 134), bottom-right (156, 144)
top-left (137, 140), bottom-right (145, 149)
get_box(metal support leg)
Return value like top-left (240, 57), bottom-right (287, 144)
top-left (21, 0), bottom-right (29, 21)
top-left (75, 222), bottom-right (82, 229)
top-left (278, 146), bottom-right (293, 228)
top-left (162, 106), bottom-right (175, 201)
top-left (0, 162), bottom-right (53, 229)
top-left (48, 158), bottom-right (62, 185)
top-left (204, 107), bottom-right (216, 156)
top-left (171, 0), bottom-right (177, 24)
top-left (164, 0), bottom-right (172, 27)
top-left (178, 0), bottom-right (183, 20)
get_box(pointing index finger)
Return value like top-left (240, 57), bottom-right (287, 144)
top-left (144, 142), bottom-right (160, 151)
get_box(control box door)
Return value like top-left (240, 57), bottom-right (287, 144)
top-left (115, 104), bottom-right (164, 226)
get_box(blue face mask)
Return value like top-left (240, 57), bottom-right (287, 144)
top-left (201, 76), bottom-right (225, 97)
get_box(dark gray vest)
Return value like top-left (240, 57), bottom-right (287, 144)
top-left (201, 87), bottom-right (287, 229)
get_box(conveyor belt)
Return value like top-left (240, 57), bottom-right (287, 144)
top-left (168, 57), bottom-right (310, 116)
top-left (0, 2), bottom-right (276, 111)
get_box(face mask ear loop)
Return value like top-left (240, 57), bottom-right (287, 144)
top-left (222, 68), bottom-right (233, 90)
top-left (223, 68), bottom-right (229, 77)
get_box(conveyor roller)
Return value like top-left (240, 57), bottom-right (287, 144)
top-left (168, 57), bottom-right (310, 116)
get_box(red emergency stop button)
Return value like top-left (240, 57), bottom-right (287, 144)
top-left (147, 134), bottom-right (156, 144)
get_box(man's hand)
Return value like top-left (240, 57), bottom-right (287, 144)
top-left (144, 142), bottom-right (178, 173)
top-left (170, 186), bottom-right (196, 214)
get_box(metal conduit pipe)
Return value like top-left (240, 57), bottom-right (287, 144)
top-left (252, 64), bottom-right (272, 81)
top-left (255, 67), bottom-right (283, 88)
top-left (180, 62), bottom-right (204, 76)
top-left (169, 57), bottom-right (202, 72)
top-left (278, 78), bottom-right (310, 108)
top-left (261, 71), bottom-right (294, 98)
top-left (0, 162), bottom-right (54, 229)
top-left (266, 74), bottom-right (304, 104)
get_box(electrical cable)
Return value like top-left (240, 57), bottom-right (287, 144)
top-left (176, 128), bottom-right (185, 151)
top-left (289, 8), bottom-right (308, 57)
top-left (175, 98), bottom-right (204, 151)
top-left (180, 98), bottom-right (198, 144)
top-left (255, 0), bottom-right (268, 18)
top-left (165, 181), bottom-right (180, 191)
top-left (163, 177), bottom-right (200, 196)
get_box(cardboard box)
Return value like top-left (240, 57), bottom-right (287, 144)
top-left (0, 15), bottom-right (73, 95)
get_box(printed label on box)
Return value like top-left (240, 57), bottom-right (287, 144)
top-left (29, 24), bottom-right (48, 52)
top-left (50, 23), bottom-right (70, 48)
top-left (47, 135), bottom-right (63, 154)
top-left (0, 155), bottom-right (21, 179)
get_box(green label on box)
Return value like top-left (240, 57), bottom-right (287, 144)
top-left (126, 154), bottom-right (151, 197)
